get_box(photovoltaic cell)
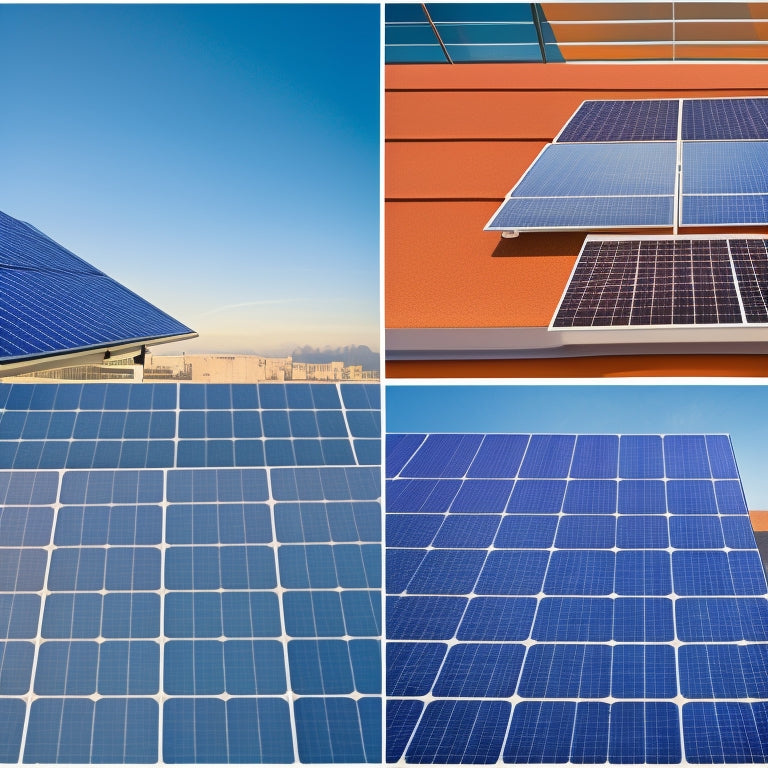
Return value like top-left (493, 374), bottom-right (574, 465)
top-left (0, 381), bottom-right (380, 764)
top-left (557, 99), bottom-right (679, 143)
top-left (386, 431), bottom-right (768, 764)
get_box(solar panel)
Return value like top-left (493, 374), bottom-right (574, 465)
top-left (0, 210), bottom-right (194, 369)
top-left (386, 432), bottom-right (768, 764)
top-left (556, 99), bottom-right (679, 143)
top-left (551, 235), bottom-right (768, 331)
top-left (0, 381), bottom-right (381, 764)
top-left (486, 97), bottom-right (768, 233)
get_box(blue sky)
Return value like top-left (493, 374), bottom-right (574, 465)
top-left (387, 383), bottom-right (768, 509)
top-left (0, 4), bottom-right (379, 356)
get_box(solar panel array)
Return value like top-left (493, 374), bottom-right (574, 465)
top-left (0, 210), bottom-right (194, 364)
top-left (485, 97), bottom-right (768, 232)
top-left (0, 381), bottom-right (381, 764)
top-left (386, 432), bottom-right (768, 764)
top-left (552, 236), bottom-right (768, 329)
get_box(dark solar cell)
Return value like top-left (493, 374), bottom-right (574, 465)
top-left (558, 99), bottom-right (679, 142)
top-left (683, 98), bottom-right (768, 140)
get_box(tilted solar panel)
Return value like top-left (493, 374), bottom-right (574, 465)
top-left (486, 97), bottom-right (768, 233)
top-left (0, 382), bottom-right (381, 764)
top-left (0, 210), bottom-right (194, 368)
top-left (386, 432), bottom-right (768, 764)
top-left (551, 235), bottom-right (768, 330)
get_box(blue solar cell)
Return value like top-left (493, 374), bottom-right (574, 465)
top-left (0, 699), bottom-right (24, 762)
top-left (288, 640), bottom-right (355, 694)
top-left (387, 700), bottom-right (423, 763)
top-left (163, 697), bottom-right (293, 763)
top-left (680, 644), bottom-right (751, 698)
top-left (487, 195), bottom-right (675, 231)
top-left (504, 701), bottom-right (575, 763)
top-left (616, 515), bottom-right (669, 548)
top-left (666, 479), bottom-right (717, 514)
top-left (0, 594), bottom-right (41, 639)
top-left (518, 644), bottom-right (611, 698)
top-left (295, 697), bottom-right (379, 763)
top-left (0, 641), bottom-right (34, 694)
top-left (683, 141), bottom-right (768, 194)
top-left (475, 549), bottom-right (549, 594)
top-left (400, 434), bottom-right (483, 478)
top-left (677, 598), bottom-right (749, 641)
top-left (407, 549), bottom-right (486, 595)
top-left (570, 434), bottom-right (619, 478)
top-left (559, 99), bottom-right (679, 142)
top-left (722, 515), bottom-right (758, 548)
top-left (617, 479), bottom-right (667, 513)
top-left (432, 513), bottom-right (501, 547)
top-left (386, 478), bottom-right (461, 512)
top-left (466, 434), bottom-right (527, 477)
top-left (562, 480), bottom-right (617, 514)
top-left (386, 596), bottom-right (467, 640)
top-left (683, 702), bottom-right (768, 763)
top-left (615, 550), bottom-right (672, 596)
top-left (387, 548), bottom-right (425, 593)
top-left (97, 641), bottom-right (160, 694)
top-left (608, 702), bottom-right (681, 764)
top-left (283, 591), bottom-right (345, 638)
top-left (433, 642), bottom-right (525, 697)
top-left (673, 551), bottom-right (735, 595)
top-left (555, 515), bottom-right (615, 548)
top-left (532, 597), bottom-right (614, 641)
top-left (670, 515), bottom-right (724, 548)
top-left (664, 435), bottom-right (710, 477)
top-left (682, 194), bottom-right (768, 226)
top-left (449, 479), bottom-right (514, 512)
top-left (519, 434), bottom-right (574, 477)
top-left (494, 514), bottom-right (558, 547)
top-left (0, 470), bottom-right (58, 504)
top-left (621, 436), bottom-right (668, 478)
top-left (716, 479), bottom-right (750, 515)
top-left (408, 700), bottom-right (511, 764)
top-left (506, 479), bottom-right (566, 513)
top-left (0, 507), bottom-right (52, 547)
top-left (514, 143), bottom-right (676, 197)
top-left (387, 642), bottom-right (447, 696)
top-left (0, 548), bottom-right (46, 591)
top-left (730, 550), bottom-right (768, 594)
top-left (614, 597), bottom-right (675, 642)
top-left (612, 644), bottom-right (677, 698)
top-left (387, 434), bottom-right (425, 477)
top-left (457, 597), bottom-right (536, 641)
top-left (386, 514), bottom-right (439, 550)
top-left (544, 550), bottom-right (614, 595)
top-left (707, 434), bottom-right (740, 478)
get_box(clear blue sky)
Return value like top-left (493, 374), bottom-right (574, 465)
top-left (387, 383), bottom-right (768, 509)
top-left (0, 4), bottom-right (379, 356)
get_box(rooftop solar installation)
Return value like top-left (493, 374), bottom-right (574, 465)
top-left (551, 235), bottom-right (768, 330)
top-left (0, 381), bottom-right (381, 764)
top-left (0, 210), bottom-right (195, 369)
top-left (386, 432), bottom-right (768, 764)
top-left (486, 97), bottom-right (768, 233)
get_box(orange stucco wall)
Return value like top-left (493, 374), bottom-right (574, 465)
top-left (385, 63), bottom-right (768, 377)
